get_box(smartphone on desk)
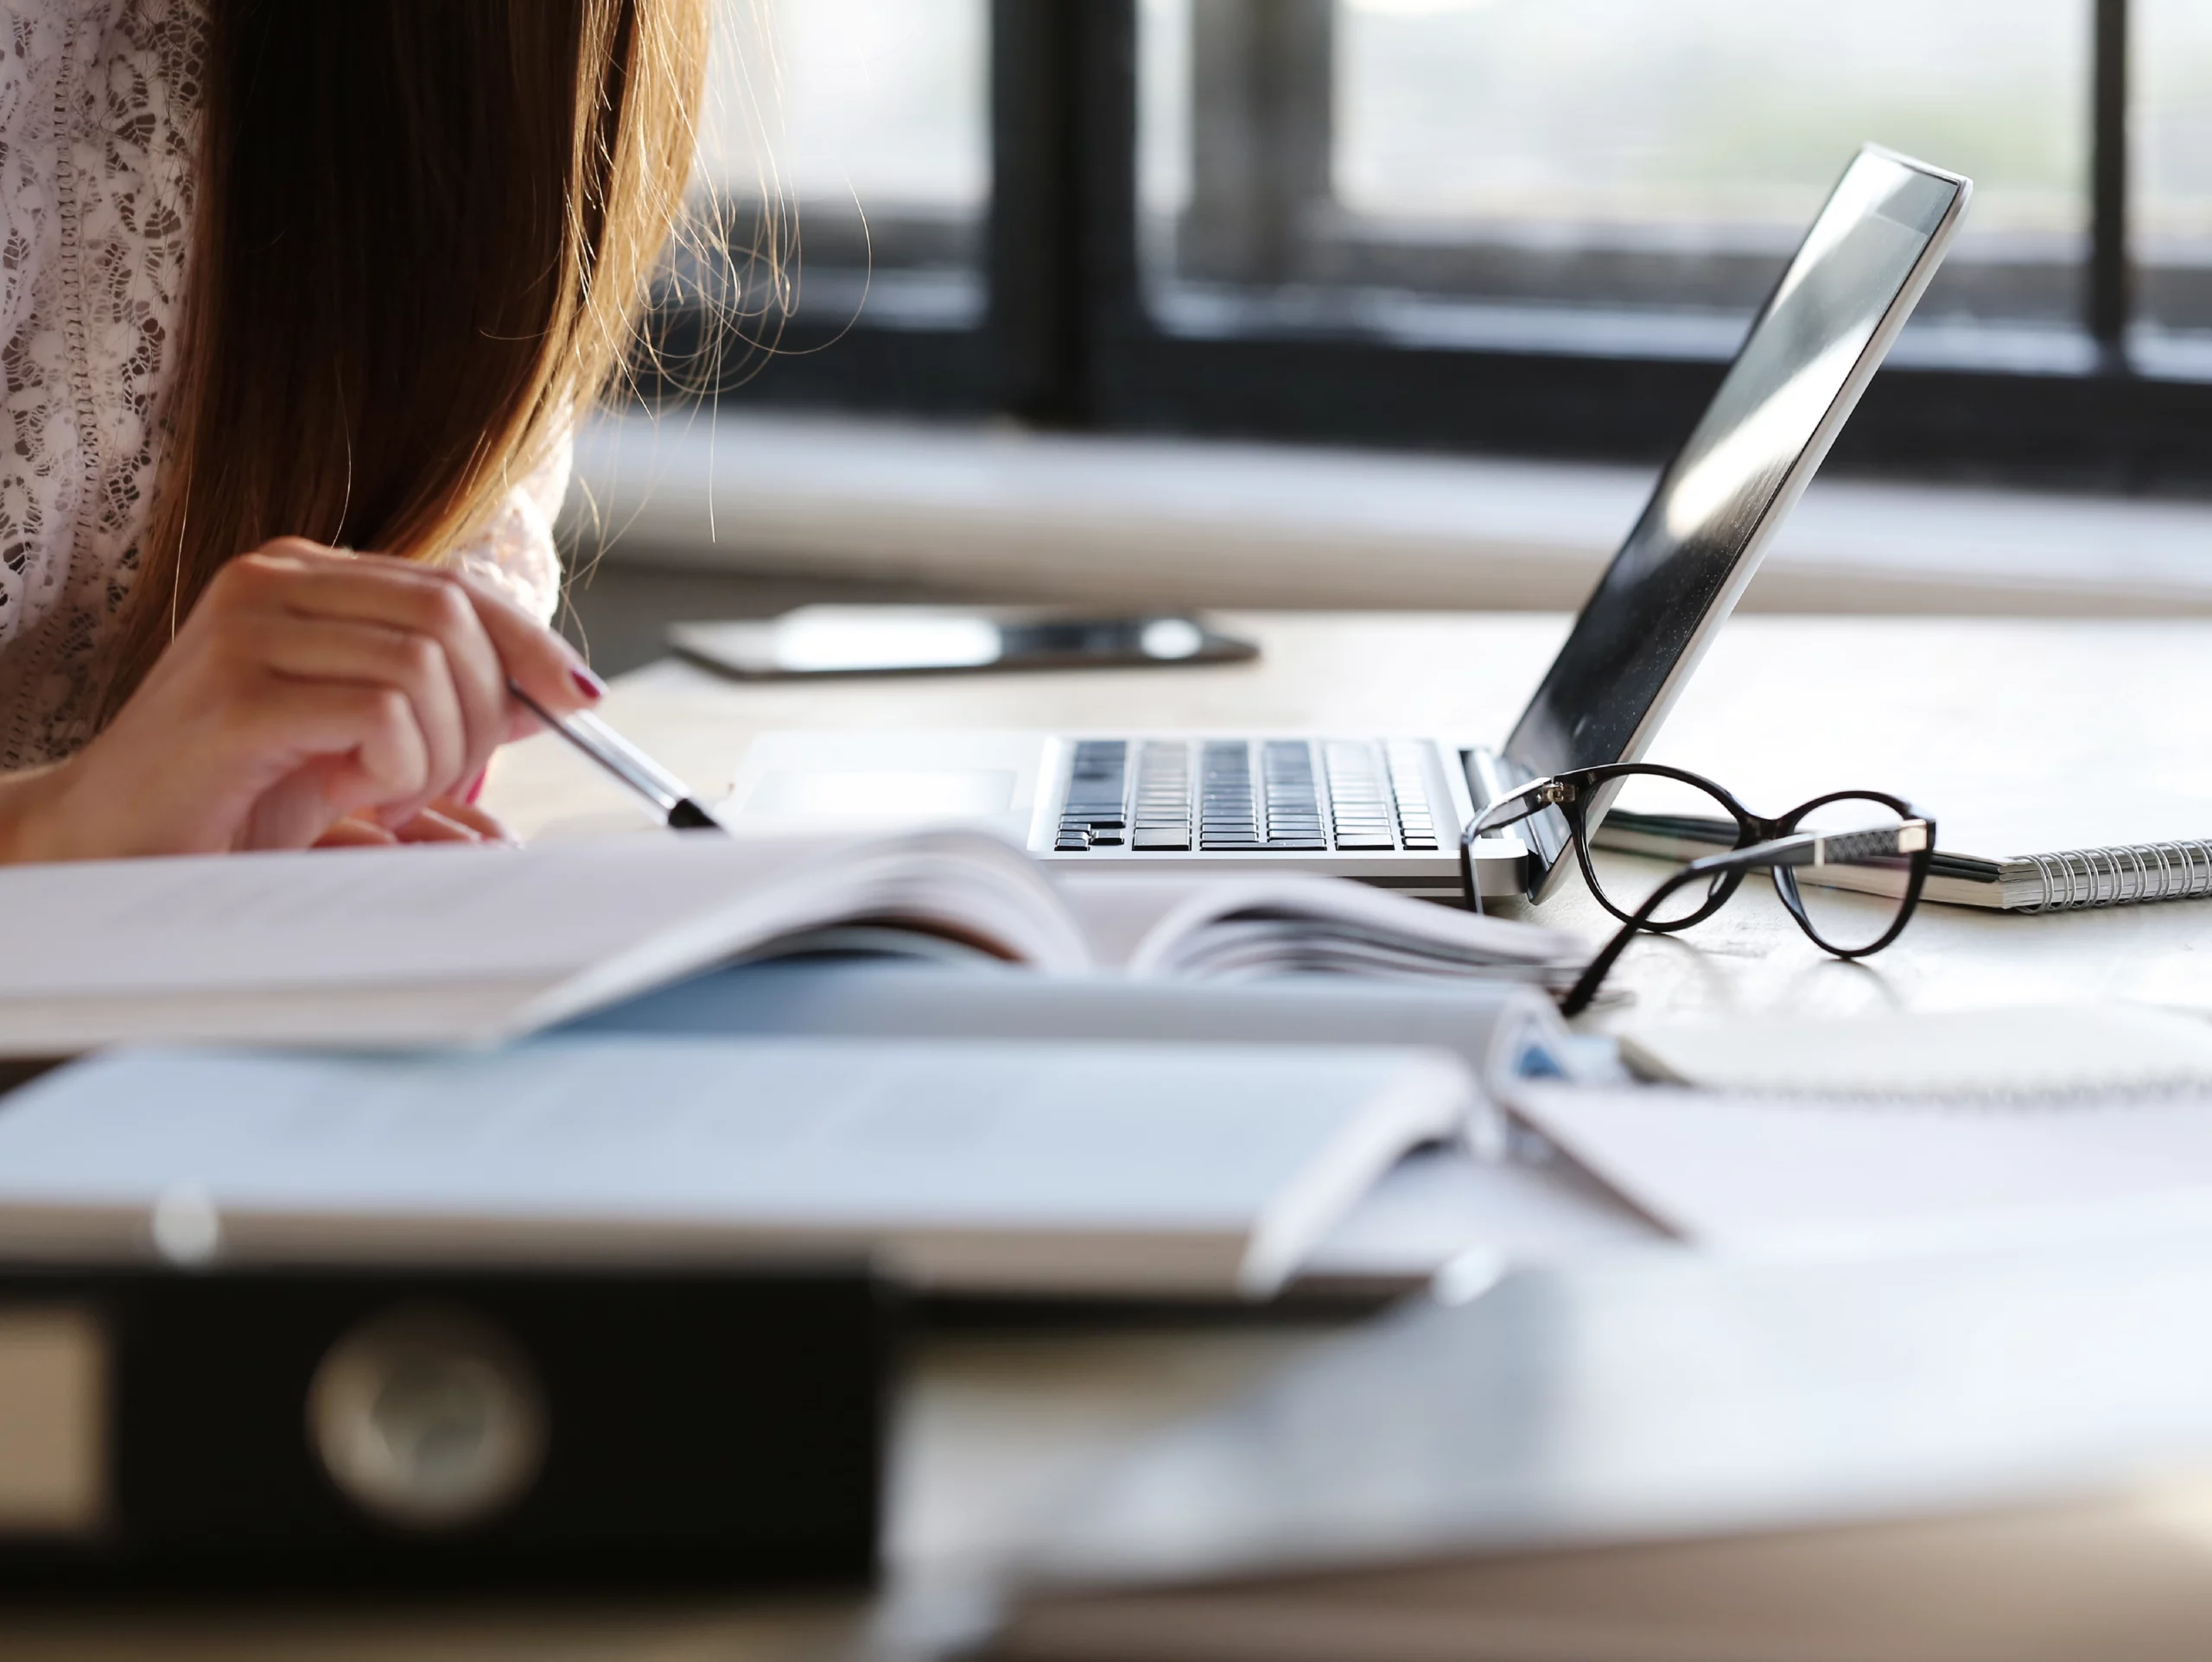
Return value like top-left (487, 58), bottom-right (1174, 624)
top-left (669, 606), bottom-right (1259, 680)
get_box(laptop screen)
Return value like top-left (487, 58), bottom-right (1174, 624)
top-left (1501, 149), bottom-right (1966, 888)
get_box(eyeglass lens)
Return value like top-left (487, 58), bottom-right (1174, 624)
top-left (1582, 770), bottom-right (1745, 926)
top-left (1774, 795), bottom-right (1918, 955)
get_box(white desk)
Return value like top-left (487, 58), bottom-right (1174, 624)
top-left (21, 612), bottom-right (2211, 1659)
top-left (496, 612), bottom-right (2212, 1024)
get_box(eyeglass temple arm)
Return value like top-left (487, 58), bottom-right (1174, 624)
top-left (1556, 822), bottom-right (1929, 1018)
top-left (1559, 877), bottom-right (1705, 1018)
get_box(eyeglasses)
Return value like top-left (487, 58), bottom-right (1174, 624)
top-left (1460, 763), bottom-right (1936, 1018)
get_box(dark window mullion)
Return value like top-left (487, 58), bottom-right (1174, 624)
top-left (2089, 0), bottom-right (2132, 366)
top-left (1075, 0), bottom-right (1147, 414)
top-left (989, 1), bottom-right (1080, 421)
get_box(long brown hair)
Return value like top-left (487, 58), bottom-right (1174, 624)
top-left (99, 0), bottom-right (708, 721)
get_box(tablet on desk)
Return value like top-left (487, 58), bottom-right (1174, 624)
top-left (672, 607), bottom-right (1258, 680)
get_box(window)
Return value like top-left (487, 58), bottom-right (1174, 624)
top-left (674, 0), bottom-right (2212, 491)
top-left (696, 0), bottom-right (988, 330)
top-left (1147, 0), bottom-right (2085, 349)
top-left (660, 0), bottom-right (995, 407)
top-left (2137, 0), bottom-right (2212, 363)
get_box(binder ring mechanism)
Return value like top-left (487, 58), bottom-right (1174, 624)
top-left (306, 1305), bottom-right (549, 1530)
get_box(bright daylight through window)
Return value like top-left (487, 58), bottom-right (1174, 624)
top-left (690, 0), bottom-right (989, 335)
top-left (1142, 0), bottom-right (2087, 363)
top-left (2137, 0), bottom-right (2212, 362)
top-left (674, 0), bottom-right (2212, 487)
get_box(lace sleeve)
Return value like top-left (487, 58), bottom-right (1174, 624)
top-left (441, 423), bottom-right (573, 625)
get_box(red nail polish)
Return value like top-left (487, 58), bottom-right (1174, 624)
top-left (570, 665), bottom-right (607, 701)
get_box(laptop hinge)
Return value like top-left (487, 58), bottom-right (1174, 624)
top-left (1462, 746), bottom-right (1573, 904)
top-left (1462, 746), bottom-right (1522, 814)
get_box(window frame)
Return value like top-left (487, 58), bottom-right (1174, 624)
top-left (669, 0), bottom-right (2212, 493)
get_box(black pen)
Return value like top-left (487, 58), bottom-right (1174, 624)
top-left (507, 682), bottom-right (728, 834)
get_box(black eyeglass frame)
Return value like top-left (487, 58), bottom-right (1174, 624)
top-left (1460, 763), bottom-right (1936, 1017)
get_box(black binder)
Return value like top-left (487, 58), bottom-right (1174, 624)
top-left (0, 1264), bottom-right (891, 1593)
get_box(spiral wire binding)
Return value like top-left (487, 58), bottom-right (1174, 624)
top-left (2019, 840), bottom-right (2212, 911)
top-left (1644, 1076), bottom-right (2212, 1112)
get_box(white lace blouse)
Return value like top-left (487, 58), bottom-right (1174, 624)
top-left (0, 0), bottom-right (571, 770)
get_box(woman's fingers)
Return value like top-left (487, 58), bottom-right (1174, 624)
top-left (242, 679), bottom-right (434, 821)
top-left (388, 800), bottom-right (512, 844)
top-left (412, 796), bottom-right (513, 841)
top-left (307, 798), bottom-right (512, 850)
top-left (257, 618), bottom-right (469, 821)
top-left (313, 815), bottom-right (402, 849)
top-left (235, 542), bottom-right (601, 771)
top-left (51, 539), bottom-right (596, 857)
top-left (448, 568), bottom-right (604, 726)
top-left (231, 549), bottom-right (510, 795)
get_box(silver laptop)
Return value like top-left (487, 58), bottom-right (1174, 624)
top-left (726, 147), bottom-right (1971, 903)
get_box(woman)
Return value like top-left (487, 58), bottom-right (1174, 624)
top-left (0, 0), bottom-right (708, 860)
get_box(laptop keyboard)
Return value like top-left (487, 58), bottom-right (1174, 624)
top-left (1055, 739), bottom-right (1441, 853)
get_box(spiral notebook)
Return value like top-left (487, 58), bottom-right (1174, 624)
top-left (1597, 811), bottom-right (2212, 912)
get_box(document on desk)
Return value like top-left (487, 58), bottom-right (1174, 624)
top-left (0, 1037), bottom-right (1473, 1297)
top-left (1509, 1074), bottom-right (2212, 1254)
top-left (0, 834), bottom-right (1575, 1055)
top-left (1618, 1005), bottom-right (2212, 1100)
top-left (983, 1244), bottom-right (2212, 1662)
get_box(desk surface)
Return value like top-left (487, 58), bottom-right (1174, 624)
top-left (498, 612), bottom-right (2212, 1024)
top-left (22, 612), bottom-right (2211, 1659)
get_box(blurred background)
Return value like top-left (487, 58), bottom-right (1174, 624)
top-left (565, 0), bottom-right (2212, 669)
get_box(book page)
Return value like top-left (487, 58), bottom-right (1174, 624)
top-left (0, 839), bottom-right (804, 997)
top-left (1054, 873), bottom-right (1579, 978)
top-left (0, 829), bottom-right (1086, 1005)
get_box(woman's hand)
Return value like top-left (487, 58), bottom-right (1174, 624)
top-left (2, 539), bottom-right (602, 861)
top-left (315, 796), bottom-right (516, 848)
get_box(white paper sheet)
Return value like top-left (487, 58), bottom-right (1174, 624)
top-left (1513, 1078), bottom-right (2212, 1253)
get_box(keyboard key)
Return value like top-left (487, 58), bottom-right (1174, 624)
top-left (1132, 741), bottom-right (1192, 853)
top-left (1065, 739), bottom-right (1130, 823)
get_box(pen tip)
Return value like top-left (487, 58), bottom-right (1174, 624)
top-left (668, 799), bottom-right (728, 834)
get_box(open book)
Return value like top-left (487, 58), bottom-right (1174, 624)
top-left (0, 1037), bottom-right (1473, 1297)
top-left (0, 831), bottom-right (1577, 1054)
